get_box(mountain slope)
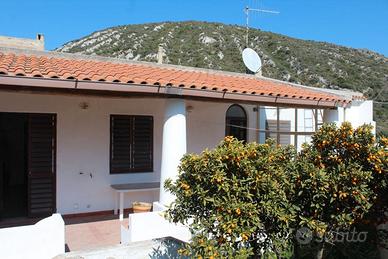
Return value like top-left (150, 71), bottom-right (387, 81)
top-left (56, 21), bottom-right (388, 134)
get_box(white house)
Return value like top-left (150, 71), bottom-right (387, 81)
top-left (0, 47), bottom-right (375, 222)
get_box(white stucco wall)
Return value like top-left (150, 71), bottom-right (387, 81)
top-left (345, 100), bottom-right (376, 132)
top-left (323, 101), bottom-right (376, 133)
top-left (160, 99), bottom-right (187, 206)
top-left (0, 92), bottom-right (162, 214)
top-left (0, 91), bottom-right (374, 215)
top-left (122, 211), bottom-right (191, 243)
top-left (185, 100), bottom-right (256, 154)
top-left (323, 107), bottom-right (346, 126)
top-left (0, 214), bottom-right (64, 259)
top-left (0, 91), bottom-right (257, 214)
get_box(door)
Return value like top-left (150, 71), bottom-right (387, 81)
top-left (0, 113), bottom-right (28, 218)
top-left (28, 114), bottom-right (56, 218)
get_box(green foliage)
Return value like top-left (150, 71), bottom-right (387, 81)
top-left (165, 137), bottom-right (296, 258)
top-left (289, 122), bottom-right (387, 257)
top-left (164, 123), bottom-right (387, 258)
top-left (305, 123), bottom-right (387, 219)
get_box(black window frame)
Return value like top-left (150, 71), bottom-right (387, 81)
top-left (225, 104), bottom-right (248, 142)
top-left (110, 115), bottom-right (153, 174)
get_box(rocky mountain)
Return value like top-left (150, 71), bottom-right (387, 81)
top-left (56, 21), bottom-right (388, 134)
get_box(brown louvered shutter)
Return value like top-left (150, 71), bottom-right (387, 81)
top-left (28, 114), bottom-right (56, 217)
top-left (110, 115), bottom-right (153, 173)
top-left (110, 116), bottom-right (132, 173)
top-left (132, 116), bottom-right (153, 172)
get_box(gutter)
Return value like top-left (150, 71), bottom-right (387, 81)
top-left (0, 75), bottom-right (346, 109)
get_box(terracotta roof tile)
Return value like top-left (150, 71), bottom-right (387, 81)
top-left (0, 50), bottom-right (351, 105)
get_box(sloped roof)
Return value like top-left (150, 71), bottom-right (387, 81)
top-left (0, 48), bottom-right (353, 108)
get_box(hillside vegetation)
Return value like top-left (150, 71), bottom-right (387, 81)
top-left (56, 21), bottom-right (388, 134)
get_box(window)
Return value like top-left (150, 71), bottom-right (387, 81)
top-left (225, 104), bottom-right (247, 142)
top-left (110, 115), bottom-right (153, 174)
top-left (265, 119), bottom-right (291, 146)
top-left (256, 107), bottom-right (322, 150)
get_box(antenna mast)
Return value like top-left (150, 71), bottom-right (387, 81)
top-left (244, 2), bottom-right (279, 47)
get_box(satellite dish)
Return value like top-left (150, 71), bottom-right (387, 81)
top-left (242, 48), bottom-right (262, 73)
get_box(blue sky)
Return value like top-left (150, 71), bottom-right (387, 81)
top-left (1, 0), bottom-right (387, 56)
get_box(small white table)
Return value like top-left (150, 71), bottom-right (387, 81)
top-left (111, 182), bottom-right (160, 221)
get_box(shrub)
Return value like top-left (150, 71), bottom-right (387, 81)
top-left (165, 137), bottom-right (296, 258)
top-left (165, 123), bottom-right (387, 258)
top-left (291, 122), bottom-right (387, 258)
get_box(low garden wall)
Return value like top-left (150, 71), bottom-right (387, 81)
top-left (121, 207), bottom-right (191, 244)
top-left (0, 214), bottom-right (65, 259)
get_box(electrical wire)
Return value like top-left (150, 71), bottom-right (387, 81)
top-left (374, 101), bottom-right (388, 105)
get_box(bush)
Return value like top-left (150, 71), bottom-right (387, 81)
top-left (290, 122), bottom-right (387, 258)
top-left (165, 123), bottom-right (387, 258)
top-left (165, 137), bottom-right (296, 258)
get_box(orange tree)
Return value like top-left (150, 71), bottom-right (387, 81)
top-left (290, 122), bottom-right (388, 259)
top-left (164, 123), bottom-right (387, 258)
top-left (165, 137), bottom-right (297, 258)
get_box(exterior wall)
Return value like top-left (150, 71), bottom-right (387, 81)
top-left (345, 100), bottom-right (376, 132)
top-left (0, 35), bottom-right (44, 50)
top-left (323, 107), bottom-right (346, 126)
top-left (185, 100), bottom-right (256, 154)
top-left (123, 211), bottom-right (191, 243)
top-left (0, 92), bottom-right (162, 214)
top-left (0, 92), bottom-right (256, 214)
top-left (324, 101), bottom-right (376, 133)
top-left (0, 91), bottom-right (373, 215)
top-left (0, 214), bottom-right (64, 259)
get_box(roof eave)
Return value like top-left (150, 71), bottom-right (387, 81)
top-left (0, 75), bottom-right (340, 109)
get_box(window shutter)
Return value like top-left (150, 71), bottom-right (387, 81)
top-left (110, 115), bottom-right (153, 173)
top-left (28, 114), bottom-right (56, 217)
top-left (111, 116), bottom-right (132, 173)
top-left (131, 116), bottom-right (153, 172)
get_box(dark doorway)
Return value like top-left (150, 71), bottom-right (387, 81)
top-left (0, 113), bottom-right (28, 219)
top-left (0, 113), bottom-right (56, 222)
top-left (225, 104), bottom-right (248, 142)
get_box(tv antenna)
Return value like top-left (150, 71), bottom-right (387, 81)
top-left (244, 3), bottom-right (279, 47)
